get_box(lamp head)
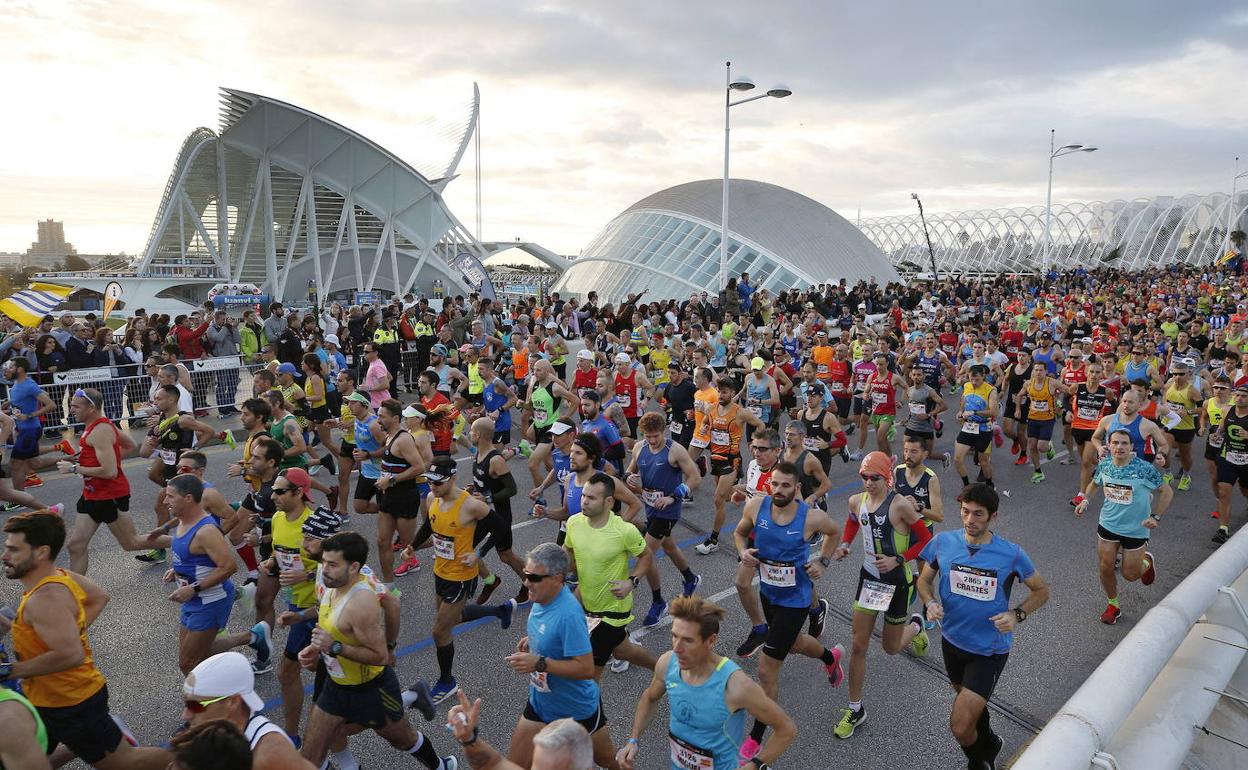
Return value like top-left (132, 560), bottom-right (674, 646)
top-left (766, 84), bottom-right (792, 98)
top-left (729, 76), bottom-right (755, 92)
top-left (1081, 147), bottom-right (1098, 153)
top-left (1060, 144), bottom-right (1083, 151)
top-left (910, 192), bottom-right (920, 200)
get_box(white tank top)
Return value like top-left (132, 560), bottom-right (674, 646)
top-left (244, 712), bottom-right (290, 750)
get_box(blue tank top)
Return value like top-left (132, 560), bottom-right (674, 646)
top-left (1124, 359), bottom-right (1150, 385)
top-left (552, 447), bottom-right (572, 505)
top-left (664, 655), bottom-right (745, 770)
top-left (481, 379), bottom-right (511, 431)
top-left (782, 335), bottom-right (800, 357)
top-left (1108, 412), bottom-right (1147, 458)
top-left (353, 414), bottom-right (381, 479)
top-left (638, 439), bottom-right (683, 521)
top-left (916, 351), bottom-right (942, 388)
top-left (754, 497), bottom-right (812, 608)
top-left (565, 472), bottom-right (585, 517)
top-left (172, 516), bottom-right (231, 606)
top-left (746, 377), bottom-right (772, 424)
top-left (1033, 348), bottom-right (1057, 375)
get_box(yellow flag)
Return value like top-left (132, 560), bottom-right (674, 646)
top-left (0, 282), bottom-right (75, 328)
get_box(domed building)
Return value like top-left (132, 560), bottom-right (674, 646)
top-left (552, 178), bottom-right (899, 302)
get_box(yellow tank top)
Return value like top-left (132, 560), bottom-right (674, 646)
top-left (12, 571), bottom-right (107, 707)
top-left (1164, 383), bottom-right (1197, 431)
top-left (649, 348), bottom-right (671, 385)
top-left (272, 506), bottom-right (317, 608)
top-left (429, 490), bottom-right (477, 581)
top-left (1026, 379), bottom-right (1055, 421)
top-left (1208, 398), bottom-right (1230, 427)
top-left (305, 375), bottom-right (327, 409)
top-left (339, 401), bottom-right (356, 444)
top-left (318, 580), bottom-right (383, 686)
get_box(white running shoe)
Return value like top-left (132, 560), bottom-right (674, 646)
top-left (608, 656), bottom-right (631, 674)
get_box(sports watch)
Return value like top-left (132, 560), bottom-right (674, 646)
top-left (1013, 607), bottom-right (1027, 623)
top-left (328, 640), bottom-right (344, 657)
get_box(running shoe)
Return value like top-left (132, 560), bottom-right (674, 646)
top-left (1099, 603), bottom-right (1121, 625)
top-left (735, 626), bottom-right (769, 658)
top-left (845, 423), bottom-right (855, 436)
top-left (308, 464), bottom-right (321, 476)
top-left (1141, 551), bottom-right (1156, 586)
top-left (0, 502), bottom-right (22, 513)
top-left (608, 656), bottom-right (631, 674)
top-left (517, 440), bottom-right (534, 459)
top-left (1059, 455), bottom-right (1074, 465)
top-left (840, 446), bottom-right (852, 463)
top-left (1211, 510), bottom-right (1220, 519)
top-left (681, 573), bottom-right (701, 597)
top-left (808, 599), bottom-right (829, 640)
top-left (886, 424), bottom-right (896, 442)
top-left (1162, 472), bottom-right (1173, 486)
top-left (46, 503), bottom-right (64, 516)
top-left (475, 577), bottom-right (502, 604)
top-left (219, 431), bottom-right (237, 450)
top-left (1031, 470), bottom-right (1045, 484)
top-left (430, 678), bottom-right (459, 705)
top-left (983, 731), bottom-right (1004, 769)
top-left (53, 438), bottom-right (77, 456)
top-left (992, 425), bottom-right (1004, 447)
top-left (642, 599), bottom-right (667, 627)
top-left (394, 555), bottom-right (420, 577)
top-left (824, 643), bottom-right (845, 687)
top-left (1177, 474), bottom-right (1191, 491)
top-left (327, 486), bottom-right (340, 506)
top-left (248, 621), bottom-right (272, 666)
top-left (694, 536), bottom-right (719, 555)
top-left (403, 680), bottom-right (436, 721)
top-left (442, 757), bottom-right (459, 770)
top-left (848, 450), bottom-right (862, 461)
top-left (738, 737), bottom-right (762, 764)
top-left (135, 548), bottom-right (166, 563)
top-left (499, 599), bottom-right (515, 630)
top-left (1013, 455), bottom-right (1028, 466)
top-left (1010, 440), bottom-right (1021, 456)
top-left (833, 706), bottom-right (867, 739)
top-left (1213, 527), bottom-right (1231, 544)
top-left (909, 613), bottom-right (929, 657)
top-left (1070, 494), bottom-right (1082, 508)
top-left (934, 418), bottom-right (943, 438)
top-left (514, 585), bottom-right (530, 605)
top-left (1045, 445), bottom-right (1055, 460)
top-left (941, 451), bottom-right (951, 470)
top-left (250, 657), bottom-right (273, 675)
top-left (23, 474), bottom-right (42, 489)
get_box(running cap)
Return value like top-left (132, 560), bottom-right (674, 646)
top-left (302, 506), bottom-right (344, 540)
top-left (1171, 358), bottom-right (1192, 371)
top-left (344, 391), bottom-right (371, 407)
top-left (859, 451), bottom-right (893, 485)
top-left (276, 362), bottom-right (298, 376)
top-left (432, 343), bottom-right (449, 356)
top-left (401, 404), bottom-right (427, 419)
top-left (282, 467), bottom-right (312, 500)
top-left (576, 349), bottom-right (594, 361)
top-left (549, 421), bottom-right (575, 436)
top-left (1235, 380), bottom-right (1248, 392)
top-left (545, 321), bottom-right (557, 329)
top-left (614, 352), bottom-right (631, 364)
top-left (184, 652), bottom-right (265, 713)
top-left (424, 456), bottom-right (457, 482)
top-left (751, 357), bottom-right (765, 370)
top-left (323, 334), bottom-right (340, 347)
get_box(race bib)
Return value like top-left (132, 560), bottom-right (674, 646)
top-left (748, 406), bottom-right (762, 418)
top-left (669, 735), bottom-right (714, 770)
top-left (322, 653), bottom-right (346, 679)
top-left (275, 549), bottom-right (300, 572)
top-left (157, 448), bottom-right (177, 465)
top-left (857, 578), bottom-right (897, 611)
top-left (586, 615), bottom-right (602, 635)
top-left (711, 429), bottom-right (730, 446)
top-left (529, 671), bottom-right (550, 693)
top-left (950, 565), bottom-right (998, 602)
top-left (909, 402), bottom-right (927, 417)
top-left (669, 421), bottom-right (683, 435)
top-left (642, 489), bottom-right (664, 508)
top-left (803, 436), bottom-right (819, 451)
top-left (534, 410), bottom-right (548, 423)
top-left (1104, 483), bottom-right (1133, 505)
top-left (1227, 450), bottom-right (1248, 466)
top-left (831, 380), bottom-right (847, 393)
top-left (1210, 432), bottom-right (1224, 448)
top-left (1161, 411), bottom-right (1181, 429)
top-left (960, 422), bottom-right (980, 434)
top-left (617, 394), bottom-right (631, 408)
top-left (817, 364), bottom-right (829, 374)
top-left (432, 534), bottom-right (456, 561)
top-left (758, 558), bottom-right (797, 587)
top-left (871, 392), bottom-right (887, 404)
top-left (1077, 405), bottom-right (1099, 420)
top-left (1032, 399), bottom-right (1051, 414)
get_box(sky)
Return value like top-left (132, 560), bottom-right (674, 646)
top-left (2, 0), bottom-right (1247, 260)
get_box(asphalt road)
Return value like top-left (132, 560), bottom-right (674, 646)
top-left (6, 410), bottom-right (1231, 770)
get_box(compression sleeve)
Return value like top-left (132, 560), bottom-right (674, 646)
top-left (829, 431), bottom-right (847, 449)
top-left (902, 518), bottom-right (934, 562)
top-left (413, 517), bottom-right (433, 551)
top-left (493, 471), bottom-right (518, 503)
top-left (841, 514), bottom-right (860, 547)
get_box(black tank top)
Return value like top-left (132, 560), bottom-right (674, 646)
top-left (156, 411), bottom-right (194, 463)
top-left (801, 409), bottom-right (833, 470)
top-left (893, 464), bottom-right (933, 517)
top-left (1006, 365), bottom-right (1029, 400)
top-left (473, 450), bottom-right (504, 503)
top-left (380, 429), bottom-right (415, 488)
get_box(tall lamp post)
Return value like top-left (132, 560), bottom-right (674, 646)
top-left (911, 193), bottom-right (939, 281)
top-left (720, 61), bottom-right (791, 290)
top-left (1223, 156), bottom-right (1248, 259)
top-left (1043, 128), bottom-right (1098, 265)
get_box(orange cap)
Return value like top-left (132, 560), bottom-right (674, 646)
top-left (859, 451), bottom-right (893, 485)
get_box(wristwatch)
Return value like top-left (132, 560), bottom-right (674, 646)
top-left (630, 575), bottom-right (641, 587)
top-left (328, 640), bottom-right (344, 657)
top-left (1013, 607), bottom-right (1027, 623)
top-left (535, 656), bottom-right (548, 673)
top-left (1149, 513), bottom-right (1162, 522)
top-left (819, 556), bottom-right (832, 568)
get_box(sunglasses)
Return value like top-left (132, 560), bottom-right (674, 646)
top-left (183, 693), bottom-right (231, 713)
top-left (272, 486), bottom-right (297, 494)
top-left (860, 474), bottom-right (884, 482)
top-left (522, 571), bottom-right (554, 583)
top-left (749, 445), bottom-right (777, 452)
top-left (426, 476), bottom-right (450, 484)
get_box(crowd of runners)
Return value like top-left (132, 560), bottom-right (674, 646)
top-left (0, 260), bottom-right (1245, 769)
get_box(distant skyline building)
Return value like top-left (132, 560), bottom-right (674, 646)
top-left (25, 219), bottom-right (77, 269)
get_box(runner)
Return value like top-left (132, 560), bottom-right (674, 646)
top-left (501, 542), bottom-right (618, 768)
top-left (1200, 375), bottom-right (1234, 521)
top-left (1074, 429), bottom-right (1172, 624)
top-left (901, 364), bottom-right (945, 457)
top-left (1212, 380), bottom-right (1248, 544)
top-left (894, 436), bottom-right (945, 536)
top-left (660, 363), bottom-right (698, 459)
top-left (344, 391), bottom-right (386, 517)
top-left (1000, 350), bottom-right (1032, 458)
top-left (797, 381), bottom-right (850, 473)
top-left (738, 357), bottom-right (781, 436)
top-left (5, 357), bottom-right (73, 492)
top-left (329, 370), bottom-right (360, 516)
top-left (624, 412), bottom-right (703, 626)
top-left (613, 351), bottom-right (655, 439)
top-left (562, 470), bottom-right (653, 678)
top-left (1068, 360), bottom-right (1117, 506)
top-left (477, 357), bottom-right (519, 451)
top-left (695, 377), bottom-right (765, 555)
top-left (295, 532), bottom-right (456, 769)
top-left (579, 391), bottom-right (627, 474)
top-left (732, 463), bottom-right (844, 762)
top-left (864, 350), bottom-right (904, 455)
top-left (1160, 357), bottom-right (1201, 491)
top-left (687, 366), bottom-right (719, 476)
top-left (1, 512), bottom-right (169, 769)
top-left (916, 483), bottom-right (1051, 770)
top-left (407, 456), bottom-right (516, 705)
top-left (375, 399), bottom-right (427, 584)
top-left (469, 417), bottom-right (528, 605)
top-left (830, 451), bottom-right (932, 739)
top-left (780, 422), bottom-right (834, 510)
top-left (1015, 362), bottom-right (1060, 483)
top-left (180, 651), bottom-right (316, 769)
top-left (523, 359), bottom-right (578, 484)
top-left (617, 596), bottom-right (796, 770)
top-left (0, 682), bottom-right (49, 769)
top-left (954, 365), bottom-right (999, 489)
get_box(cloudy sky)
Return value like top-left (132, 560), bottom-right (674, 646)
top-left (2, 0), bottom-right (1246, 258)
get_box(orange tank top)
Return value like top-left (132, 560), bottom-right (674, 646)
top-left (512, 348), bottom-right (530, 381)
top-left (708, 403), bottom-right (742, 458)
top-left (12, 570), bottom-right (107, 707)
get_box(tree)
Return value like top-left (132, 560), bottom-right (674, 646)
top-left (62, 254), bottom-right (90, 272)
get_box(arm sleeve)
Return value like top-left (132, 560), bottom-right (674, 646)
top-left (413, 517), bottom-right (432, 549)
top-left (492, 471), bottom-right (518, 503)
top-left (840, 514), bottom-right (860, 547)
top-left (829, 431), bottom-right (847, 449)
top-left (902, 519), bottom-right (934, 562)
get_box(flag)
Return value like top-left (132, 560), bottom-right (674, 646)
top-left (0, 282), bottom-right (76, 328)
top-left (102, 281), bottom-right (123, 322)
top-left (1217, 248), bottom-right (1239, 266)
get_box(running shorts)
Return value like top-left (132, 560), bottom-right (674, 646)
top-left (941, 637), bottom-right (1008, 701)
top-left (315, 666), bottom-right (404, 729)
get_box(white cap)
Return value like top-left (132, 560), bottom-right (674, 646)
top-left (614, 352), bottom-right (631, 364)
top-left (545, 321), bottom-right (557, 329)
top-left (323, 334), bottom-right (340, 347)
top-left (549, 421), bottom-right (575, 436)
top-left (183, 652), bottom-right (265, 712)
top-left (402, 404), bottom-right (427, 419)
top-left (576, 349), bottom-right (594, 361)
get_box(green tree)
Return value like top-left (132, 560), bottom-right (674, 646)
top-left (62, 254), bottom-right (90, 271)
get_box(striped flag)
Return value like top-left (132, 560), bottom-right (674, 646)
top-left (0, 282), bottom-right (76, 328)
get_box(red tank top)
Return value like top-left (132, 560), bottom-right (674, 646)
top-left (615, 370), bottom-right (640, 417)
top-left (828, 359), bottom-right (851, 395)
top-left (79, 417), bottom-right (130, 500)
top-left (1061, 363), bottom-right (1087, 387)
top-left (573, 366), bottom-right (598, 396)
top-left (867, 372), bottom-right (897, 415)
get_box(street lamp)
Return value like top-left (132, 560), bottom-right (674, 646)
top-left (1043, 128), bottom-right (1098, 265)
top-left (720, 61), bottom-right (792, 290)
top-left (911, 193), bottom-right (939, 281)
top-left (1223, 156), bottom-right (1248, 258)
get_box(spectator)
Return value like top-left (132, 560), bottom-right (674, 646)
top-left (64, 323), bottom-right (95, 370)
top-left (262, 302), bottom-right (286, 348)
top-left (275, 317), bottom-right (303, 365)
top-left (207, 311), bottom-right (242, 416)
top-left (91, 327), bottom-right (127, 419)
top-left (239, 308), bottom-right (266, 362)
top-left (173, 312), bottom-right (211, 360)
top-left (50, 313), bottom-right (76, 347)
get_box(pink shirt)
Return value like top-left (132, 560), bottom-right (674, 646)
top-left (365, 359), bottom-right (390, 408)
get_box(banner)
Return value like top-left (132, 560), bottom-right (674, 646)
top-left (102, 281), bottom-right (123, 322)
top-left (354, 291), bottom-right (382, 306)
top-left (191, 356), bottom-right (242, 373)
top-left (451, 252), bottom-right (496, 301)
top-left (0, 282), bottom-right (75, 328)
top-left (212, 294), bottom-right (271, 308)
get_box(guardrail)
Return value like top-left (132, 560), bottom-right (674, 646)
top-left (1013, 528), bottom-right (1248, 770)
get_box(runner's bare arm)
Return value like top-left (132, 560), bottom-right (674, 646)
top-left (0, 700), bottom-right (51, 770)
top-left (613, 481), bottom-right (643, 525)
top-left (65, 570), bottom-right (111, 627)
top-left (734, 496), bottom-right (763, 554)
top-left (194, 524), bottom-right (240, 590)
top-left (622, 651), bottom-right (672, 756)
top-left (725, 669), bottom-right (797, 766)
top-left (8, 585), bottom-right (86, 678)
top-left (668, 442), bottom-right (701, 491)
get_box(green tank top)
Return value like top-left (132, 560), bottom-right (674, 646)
top-left (271, 414), bottom-right (308, 469)
top-left (531, 384), bottom-right (558, 428)
top-left (0, 686), bottom-right (47, 756)
top-left (467, 362), bottom-right (484, 395)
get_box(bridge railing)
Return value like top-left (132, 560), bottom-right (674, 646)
top-left (1013, 528), bottom-right (1248, 770)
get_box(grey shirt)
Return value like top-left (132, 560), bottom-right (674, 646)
top-left (206, 323), bottom-right (241, 356)
top-left (262, 314), bottom-right (286, 346)
top-left (904, 384), bottom-right (938, 433)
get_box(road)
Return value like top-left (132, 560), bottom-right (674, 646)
top-left (8, 414), bottom-right (1229, 769)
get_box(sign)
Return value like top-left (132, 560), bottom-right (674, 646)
top-left (354, 291), bottom-right (382, 306)
top-left (53, 367), bottom-right (114, 385)
top-left (451, 252), bottom-right (496, 301)
top-left (192, 356), bottom-right (242, 373)
top-left (102, 281), bottom-right (123, 322)
top-left (207, 283), bottom-right (263, 300)
top-left (212, 294), bottom-right (270, 308)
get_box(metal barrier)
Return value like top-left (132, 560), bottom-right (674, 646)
top-left (1013, 528), bottom-right (1248, 770)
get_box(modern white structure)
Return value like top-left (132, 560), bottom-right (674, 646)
top-left (859, 192), bottom-right (1248, 274)
top-left (553, 179), bottom-right (900, 302)
top-left (55, 86), bottom-right (502, 313)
